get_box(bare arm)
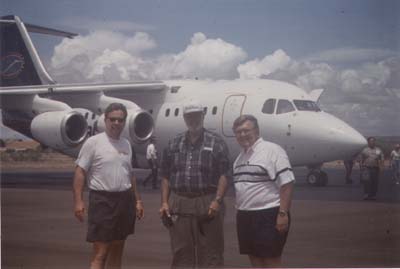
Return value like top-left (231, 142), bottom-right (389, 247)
top-left (159, 177), bottom-right (170, 217)
top-left (72, 166), bottom-right (86, 223)
top-left (131, 175), bottom-right (144, 219)
top-left (276, 181), bottom-right (294, 233)
top-left (208, 175), bottom-right (229, 217)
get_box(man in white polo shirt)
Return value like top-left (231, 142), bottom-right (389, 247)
top-left (232, 114), bottom-right (295, 268)
top-left (73, 103), bottom-right (144, 269)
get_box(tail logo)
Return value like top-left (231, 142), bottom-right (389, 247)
top-left (1, 53), bottom-right (25, 79)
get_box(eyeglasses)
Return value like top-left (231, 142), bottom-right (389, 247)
top-left (107, 117), bottom-right (125, 123)
top-left (234, 128), bottom-right (255, 136)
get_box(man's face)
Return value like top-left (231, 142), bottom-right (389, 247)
top-left (234, 120), bottom-right (259, 151)
top-left (183, 112), bottom-right (204, 134)
top-left (368, 138), bottom-right (376, 148)
top-left (105, 110), bottom-right (126, 139)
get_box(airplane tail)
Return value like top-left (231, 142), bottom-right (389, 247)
top-left (0, 15), bottom-right (77, 87)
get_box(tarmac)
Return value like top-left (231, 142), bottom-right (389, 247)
top-left (1, 166), bottom-right (400, 268)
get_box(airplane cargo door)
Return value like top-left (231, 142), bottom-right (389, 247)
top-left (222, 94), bottom-right (246, 137)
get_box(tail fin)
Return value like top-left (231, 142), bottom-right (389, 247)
top-left (0, 15), bottom-right (77, 87)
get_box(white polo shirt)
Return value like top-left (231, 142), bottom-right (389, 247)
top-left (233, 138), bottom-right (295, 211)
top-left (76, 132), bottom-right (133, 192)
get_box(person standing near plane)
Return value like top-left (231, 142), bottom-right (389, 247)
top-left (73, 103), bottom-right (144, 269)
top-left (232, 114), bottom-right (295, 268)
top-left (360, 136), bottom-right (384, 200)
top-left (159, 101), bottom-right (230, 268)
top-left (390, 143), bottom-right (400, 185)
top-left (142, 137), bottom-right (158, 189)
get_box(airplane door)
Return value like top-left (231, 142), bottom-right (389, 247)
top-left (222, 94), bottom-right (246, 137)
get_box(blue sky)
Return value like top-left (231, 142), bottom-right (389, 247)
top-left (1, 0), bottom-right (399, 138)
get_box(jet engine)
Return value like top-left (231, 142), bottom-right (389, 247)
top-left (97, 108), bottom-right (154, 144)
top-left (30, 109), bottom-right (89, 150)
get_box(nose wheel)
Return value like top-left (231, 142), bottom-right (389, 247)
top-left (307, 169), bottom-right (328, 186)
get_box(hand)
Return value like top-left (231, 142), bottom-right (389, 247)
top-left (74, 200), bottom-right (85, 223)
top-left (208, 200), bottom-right (220, 218)
top-left (136, 200), bottom-right (144, 220)
top-left (276, 214), bottom-right (289, 233)
top-left (159, 202), bottom-right (170, 218)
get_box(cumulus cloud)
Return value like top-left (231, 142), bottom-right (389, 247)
top-left (50, 31), bottom-right (247, 81)
top-left (48, 29), bottom-right (400, 135)
top-left (153, 32), bottom-right (247, 80)
top-left (237, 49), bottom-right (291, 79)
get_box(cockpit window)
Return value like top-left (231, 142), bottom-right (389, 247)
top-left (293, 100), bottom-right (321, 112)
top-left (262, 99), bottom-right (276, 114)
top-left (276, 99), bottom-right (295, 114)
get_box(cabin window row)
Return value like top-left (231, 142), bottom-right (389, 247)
top-left (164, 106), bottom-right (218, 117)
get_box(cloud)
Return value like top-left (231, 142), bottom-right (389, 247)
top-left (237, 49), bottom-right (291, 79)
top-left (50, 31), bottom-right (247, 81)
top-left (153, 32), bottom-right (247, 80)
top-left (48, 30), bottom-right (400, 135)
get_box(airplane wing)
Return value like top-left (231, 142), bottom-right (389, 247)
top-left (0, 81), bottom-right (167, 95)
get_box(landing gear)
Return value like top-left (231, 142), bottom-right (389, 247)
top-left (307, 165), bottom-right (328, 186)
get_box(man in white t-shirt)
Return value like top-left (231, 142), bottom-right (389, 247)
top-left (232, 114), bottom-right (295, 268)
top-left (73, 103), bottom-right (144, 269)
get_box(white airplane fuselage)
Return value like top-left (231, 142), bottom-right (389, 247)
top-left (106, 79), bottom-right (366, 167)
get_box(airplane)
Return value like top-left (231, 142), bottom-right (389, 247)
top-left (0, 15), bottom-right (367, 186)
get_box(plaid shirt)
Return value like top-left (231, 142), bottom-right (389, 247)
top-left (161, 128), bottom-right (230, 193)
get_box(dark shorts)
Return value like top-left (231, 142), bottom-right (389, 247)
top-left (236, 207), bottom-right (290, 258)
top-left (87, 189), bottom-right (136, 242)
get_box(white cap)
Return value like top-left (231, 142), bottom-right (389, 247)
top-left (183, 100), bottom-right (204, 114)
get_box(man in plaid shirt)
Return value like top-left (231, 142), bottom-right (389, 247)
top-left (159, 100), bottom-right (230, 268)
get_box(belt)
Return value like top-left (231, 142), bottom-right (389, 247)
top-left (172, 187), bottom-right (217, 198)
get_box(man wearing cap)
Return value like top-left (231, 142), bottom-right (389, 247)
top-left (159, 100), bottom-right (230, 268)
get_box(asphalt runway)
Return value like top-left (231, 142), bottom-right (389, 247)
top-left (2, 167), bottom-right (400, 268)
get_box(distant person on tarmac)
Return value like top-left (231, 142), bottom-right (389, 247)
top-left (232, 114), bottom-right (295, 268)
top-left (73, 103), bottom-right (144, 269)
top-left (142, 137), bottom-right (158, 189)
top-left (390, 143), bottom-right (400, 185)
top-left (344, 158), bottom-right (355, 184)
top-left (360, 137), bottom-right (384, 201)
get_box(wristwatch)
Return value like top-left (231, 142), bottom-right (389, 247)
top-left (278, 210), bottom-right (288, 217)
top-left (214, 196), bottom-right (223, 204)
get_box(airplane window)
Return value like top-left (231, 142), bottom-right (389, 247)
top-left (212, 106), bottom-right (217, 115)
top-left (276, 99), bottom-right (295, 114)
top-left (165, 108), bottom-right (170, 117)
top-left (293, 100), bottom-right (321, 112)
top-left (84, 112), bottom-right (89, 119)
top-left (175, 108), bottom-right (179, 116)
top-left (91, 113), bottom-right (96, 120)
top-left (262, 99), bottom-right (276, 114)
top-left (149, 109), bottom-right (153, 114)
top-left (204, 107), bottom-right (208, 114)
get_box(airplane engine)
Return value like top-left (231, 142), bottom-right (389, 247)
top-left (98, 108), bottom-right (154, 144)
top-left (30, 109), bottom-right (89, 150)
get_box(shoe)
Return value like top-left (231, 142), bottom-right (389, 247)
top-left (363, 195), bottom-right (376, 201)
top-left (395, 181), bottom-right (400, 185)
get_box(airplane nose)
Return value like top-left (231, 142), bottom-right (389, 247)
top-left (317, 113), bottom-right (367, 159)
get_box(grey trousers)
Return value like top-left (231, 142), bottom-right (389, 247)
top-left (168, 192), bottom-right (224, 268)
